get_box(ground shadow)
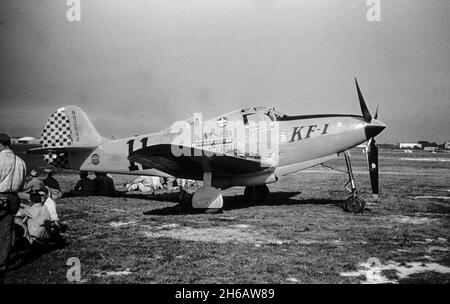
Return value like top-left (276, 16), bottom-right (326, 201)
top-left (62, 189), bottom-right (185, 202)
top-left (131, 191), bottom-right (182, 202)
top-left (143, 204), bottom-right (215, 215)
top-left (144, 191), bottom-right (343, 216)
top-left (223, 191), bottom-right (342, 211)
top-left (7, 238), bottom-right (69, 273)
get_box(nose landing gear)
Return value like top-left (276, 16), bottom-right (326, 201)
top-left (342, 151), bottom-right (365, 213)
top-left (343, 195), bottom-right (365, 213)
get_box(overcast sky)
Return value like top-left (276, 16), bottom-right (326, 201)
top-left (1, 0), bottom-right (449, 143)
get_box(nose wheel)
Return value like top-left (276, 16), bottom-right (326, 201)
top-left (343, 195), bottom-right (365, 213)
top-left (342, 151), bottom-right (365, 213)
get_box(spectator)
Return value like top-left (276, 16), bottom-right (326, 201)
top-left (18, 169), bottom-right (45, 201)
top-left (64, 171), bottom-right (94, 197)
top-left (43, 169), bottom-right (62, 200)
top-left (126, 176), bottom-right (154, 193)
top-left (126, 176), bottom-right (162, 193)
top-left (0, 133), bottom-right (26, 283)
top-left (93, 173), bottom-right (116, 196)
top-left (15, 189), bottom-right (62, 245)
top-left (106, 174), bottom-right (116, 196)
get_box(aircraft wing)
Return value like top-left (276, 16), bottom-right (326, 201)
top-left (129, 144), bottom-right (275, 178)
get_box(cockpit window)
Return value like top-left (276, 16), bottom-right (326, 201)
top-left (243, 113), bottom-right (269, 125)
top-left (266, 109), bottom-right (284, 121)
top-left (240, 107), bottom-right (284, 123)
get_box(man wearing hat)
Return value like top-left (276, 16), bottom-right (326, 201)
top-left (18, 168), bottom-right (45, 201)
top-left (0, 133), bottom-right (26, 283)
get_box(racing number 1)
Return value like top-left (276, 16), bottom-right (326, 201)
top-left (127, 139), bottom-right (139, 171)
top-left (127, 137), bottom-right (150, 171)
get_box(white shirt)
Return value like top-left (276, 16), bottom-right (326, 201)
top-left (43, 197), bottom-right (59, 222)
top-left (0, 148), bottom-right (26, 192)
top-left (16, 198), bottom-right (58, 243)
top-left (132, 176), bottom-right (154, 186)
top-left (21, 203), bottom-right (51, 242)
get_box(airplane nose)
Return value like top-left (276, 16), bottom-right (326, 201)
top-left (364, 119), bottom-right (386, 139)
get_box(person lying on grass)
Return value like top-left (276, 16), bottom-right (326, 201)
top-left (125, 176), bottom-right (159, 193)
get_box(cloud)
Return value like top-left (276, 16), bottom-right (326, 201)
top-left (1, 0), bottom-right (449, 142)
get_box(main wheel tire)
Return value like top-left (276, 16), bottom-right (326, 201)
top-left (345, 196), bottom-right (365, 214)
top-left (244, 186), bottom-right (255, 202)
top-left (244, 185), bottom-right (269, 203)
top-left (177, 190), bottom-right (191, 205)
top-left (254, 185), bottom-right (269, 201)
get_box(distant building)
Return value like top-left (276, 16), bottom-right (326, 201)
top-left (424, 146), bottom-right (438, 152)
top-left (11, 136), bottom-right (40, 145)
top-left (445, 142), bottom-right (450, 149)
top-left (378, 143), bottom-right (398, 149)
top-left (18, 136), bottom-right (35, 144)
top-left (399, 143), bottom-right (422, 149)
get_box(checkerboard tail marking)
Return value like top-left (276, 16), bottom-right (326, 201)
top-left (41, 107), bottom-right (71, 169)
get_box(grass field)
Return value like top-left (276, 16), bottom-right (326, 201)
top-left (4, 146), bottom-right (450, 284)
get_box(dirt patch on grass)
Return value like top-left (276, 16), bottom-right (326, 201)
top-left (399, 158), bottom-right (450, 162)
top-left (94, 269), bottom-right (133, 277)
top-left (374, 215), bottom-right (441, 225)
top-left (142, 223), bottom-right (284, 245)
top-left (109, 221), bottom-right (138, 228)
top-left (340, 258), bottom-right (450, 284)
top-left (414, 196), bottom-right (450, 200)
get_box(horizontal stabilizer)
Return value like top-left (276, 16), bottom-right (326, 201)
top-left (27, 145), bottom-right (97, 155)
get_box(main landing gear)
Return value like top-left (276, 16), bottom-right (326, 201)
top-left (244, 185), bottom-right (270, 203)
top-left (342, 151), bottom-right (365, 213)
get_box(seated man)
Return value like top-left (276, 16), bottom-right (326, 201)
top-left (93, 173), bottom-right (116, 196)
top-left (43, 169), bottom-right (62, 200)
top-left (15, 190), bottom-right (62, 244)
top-left (65, 171), bottom-right (94, 197)
top-left (105, 174), bottom-right (116, 196)
top-left (18, 169), bottom-right (45, 201)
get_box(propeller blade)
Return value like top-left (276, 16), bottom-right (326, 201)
top-left (355, 78), bottom-right (372, 123)
top-left (367, 137), bottom-right (379, 198)
top-left (374, 104), bottom-right (379, 120)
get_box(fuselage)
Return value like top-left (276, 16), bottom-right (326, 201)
top-left (67, 107), bottom-right (385, 187)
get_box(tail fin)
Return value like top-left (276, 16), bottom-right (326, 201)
top-left (41, 106), bottom-right (104, 147)
top-left (37, 106), bottom-right (106, 168)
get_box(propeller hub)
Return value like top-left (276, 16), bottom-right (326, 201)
top-left (364, 119), bottom-right (386, 139)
